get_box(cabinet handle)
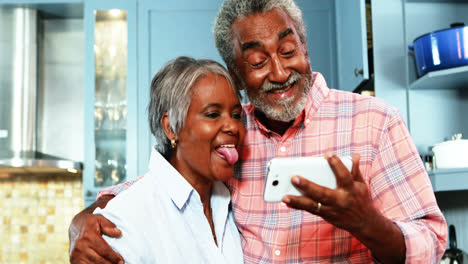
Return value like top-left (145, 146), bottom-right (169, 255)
top-left (354, 68), bottom-right (364, 77)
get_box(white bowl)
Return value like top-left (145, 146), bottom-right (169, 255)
top-left (432, 139), bottom-right (468, 169)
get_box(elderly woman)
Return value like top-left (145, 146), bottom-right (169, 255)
top-left (93, 56), bottom-right (245, 263)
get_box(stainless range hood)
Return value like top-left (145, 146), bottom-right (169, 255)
top-left (0, 8), bottom-right (83, 173)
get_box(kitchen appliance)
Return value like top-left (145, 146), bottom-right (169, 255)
top-left (432, 134), bottom-right (468, 169)
top-left (441, 225), bottom-right (464, 264)
top-left (408, 23), bottom-right (468, 77)
top-left (0, 8), bottom-right (83, 173)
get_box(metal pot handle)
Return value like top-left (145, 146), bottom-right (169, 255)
top-left (451, 22), bottom-right (465, 28)
top-left (449, 225), bottom-right (457, 250)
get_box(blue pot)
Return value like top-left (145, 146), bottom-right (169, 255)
top-left (408, 23), bottom-right (468, 77)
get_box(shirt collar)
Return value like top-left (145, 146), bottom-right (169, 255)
top-left (243, 72), bottom-right (330, 134)
top-left (148, 148), bottom-right (194, 210)
top-left (303, 72), bottom-right (330, 124)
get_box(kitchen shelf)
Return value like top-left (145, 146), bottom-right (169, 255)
top-left (428, 168), bottom-right (468, 192)
top-left (95, 129), bottom-right (126, 140)
top-left (409, 65), bottom-right (468, 90)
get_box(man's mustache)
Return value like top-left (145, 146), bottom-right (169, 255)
top-left (261, 71), bottom-right (302, 92)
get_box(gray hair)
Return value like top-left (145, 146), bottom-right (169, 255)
top-left (213, 0), bottom-right (307, 82)
top-left (148, 56), bottom-right (239, 158)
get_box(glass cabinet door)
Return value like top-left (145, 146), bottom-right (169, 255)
top-left (93, 10), bottom-right (128, 188)
top-left (83, 0), bottom-right (137, 206)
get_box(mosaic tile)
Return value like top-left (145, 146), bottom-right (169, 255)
top-left (20, 252), bottom-right (28, 259)
top-left (0, 172), bottom-right (84, 263)
top-left (46, 215), bottom-right (56, 224)
top-left (47, 206), bottom-right (55, 215)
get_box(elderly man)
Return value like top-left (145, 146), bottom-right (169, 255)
top-left (69, 0), bottom-right (447, 263)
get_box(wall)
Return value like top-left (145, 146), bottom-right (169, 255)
top-left (0, 172), bottom-right (83, 263)
top-left (37, 18), bottom-right (84, 162)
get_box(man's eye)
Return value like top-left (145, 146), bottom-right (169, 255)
top-left (204, 112), bottom-right (220, 118)
top-left (282, 49), bottom-right (295, 56)
top-left (251, 61), bottom-right (265, 69)
top-left (248, 56), bottom-right (266, 69)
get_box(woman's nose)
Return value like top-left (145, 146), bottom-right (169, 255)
top-left (222, 116), bottom-right (240, 135)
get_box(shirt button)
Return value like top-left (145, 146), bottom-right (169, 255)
top-left (305, 119), bottom-right (310, 124)
top-left (280, 146), bottom-right (286, 152)
top-left (275, 249), bottom-right (281, 256)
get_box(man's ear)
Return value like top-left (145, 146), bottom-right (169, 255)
top-left (302, 42), bottom-right (309, 58)
top-left (228, 67), bottom-right (244, 91)
top-left (161, 112), bottom-right (176, 141)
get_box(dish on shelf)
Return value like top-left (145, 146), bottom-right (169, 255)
top-left (408, 23), bottom-right (468, 77)
top-left (432, 134), bottom-right (468, 169)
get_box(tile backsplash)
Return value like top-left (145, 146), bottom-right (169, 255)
top-left (0, 172), bottom-right (83, 264)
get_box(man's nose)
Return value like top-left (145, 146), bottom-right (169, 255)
top-left (268, 55), bottom-right (290, 83)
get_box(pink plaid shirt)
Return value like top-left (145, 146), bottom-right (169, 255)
top-left (99, 72), bottom-right (447, 263)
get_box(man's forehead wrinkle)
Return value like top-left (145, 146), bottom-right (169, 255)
top-left (235, 22), bottom-right (283, 45)
top-left (233, 9), bottom-right (296, 43)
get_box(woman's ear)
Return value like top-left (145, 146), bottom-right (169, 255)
top-left (161, 112), bottom-right (176, 141)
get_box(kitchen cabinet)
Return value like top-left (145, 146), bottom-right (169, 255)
top-left (372, 0), bottom-right (468, 251)
top-left (0, 0), bottom-right (83, 18)
top-left (83, 0), bottom-right (138, 206)
top-left (334, 0), bottom-right (369, 92)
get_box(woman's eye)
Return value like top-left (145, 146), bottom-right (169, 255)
top-left (232, 112), bottom-right (242, 120)
top-left (204, 112), bottom-right (220, 118)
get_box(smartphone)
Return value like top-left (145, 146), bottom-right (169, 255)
top-left (263, 156), bottom-right (353, 203)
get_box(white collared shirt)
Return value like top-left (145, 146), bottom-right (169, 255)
top-left (94, 149), bottom-right (244, 264)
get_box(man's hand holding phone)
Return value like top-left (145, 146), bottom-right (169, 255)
top-left (264, 155), bottom-right (353, 202)
top-left (278, 152), bottom-right (382, 234)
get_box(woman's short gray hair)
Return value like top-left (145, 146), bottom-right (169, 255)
top-left (148, 56), bottom-right (239, 158)
top-left (213, 0), bottom-right (306, 81)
